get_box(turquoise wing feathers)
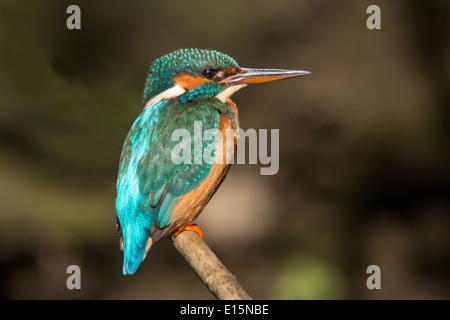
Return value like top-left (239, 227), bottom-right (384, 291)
top-left (116, 99), bottom-right (221, 274)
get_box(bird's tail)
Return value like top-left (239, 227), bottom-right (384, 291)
top-left (121, 226), bottom-right (154, 275)
top-left (122, 246), bottom-right (145, 275)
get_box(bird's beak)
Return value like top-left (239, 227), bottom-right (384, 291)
top-left (220, 68), bottom-right (310, 85)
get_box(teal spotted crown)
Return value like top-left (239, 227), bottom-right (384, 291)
top-left (143, 48), bottom-right (240, 104)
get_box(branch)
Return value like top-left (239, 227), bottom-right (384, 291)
top-left (171, 230), bottom-right (253, 300)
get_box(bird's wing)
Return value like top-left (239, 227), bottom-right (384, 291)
top-left (117, 99), bottom-right (222, 240)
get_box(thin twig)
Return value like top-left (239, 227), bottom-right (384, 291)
top-left (171, 230), bottom-right (252, 300)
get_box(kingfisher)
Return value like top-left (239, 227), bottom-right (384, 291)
top-left (116, 48), bottom-right (310, 275)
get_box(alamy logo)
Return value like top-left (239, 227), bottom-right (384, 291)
top-left (366, 5), bottom-right (381, 30)
top-left (171, 121), bottom-right (279, 175)
top-left (366, 265), bottom-right (381, 289)
top-left (66, 5), bottom-right (81, 30)
top-left (66, 265), bottom-right (81, 290)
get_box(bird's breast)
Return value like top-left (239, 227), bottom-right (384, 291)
top-left (166, 110), bottom-right (238, 234)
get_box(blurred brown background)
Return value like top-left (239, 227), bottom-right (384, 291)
top-left (0, 0), bottom-right (449, 299)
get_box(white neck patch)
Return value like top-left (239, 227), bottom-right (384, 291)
top-left (144, 83), bottom-right (247, 108)
top-left (144, 84), bottom-right (186, 109)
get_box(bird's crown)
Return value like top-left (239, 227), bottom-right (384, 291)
top-left (143, 48), bottom-right (240, 105)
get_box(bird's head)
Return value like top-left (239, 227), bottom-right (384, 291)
top-left (143, 48), bottom-right (310, 107)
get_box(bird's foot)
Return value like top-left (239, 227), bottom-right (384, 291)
top-left (171, 224), bottom-right (204, 240)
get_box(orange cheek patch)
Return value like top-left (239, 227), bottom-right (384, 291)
top-left (173, 75), bottom-right (212, 91)
top-left (224, 67), bottom-right (238, 77)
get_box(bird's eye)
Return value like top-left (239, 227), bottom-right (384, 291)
top-left (202, 69), bottom-right (216, 79)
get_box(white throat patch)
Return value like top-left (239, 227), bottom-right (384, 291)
top-left (144, 83), bottom-right (247, 108)
top-left (215, 84), bottom-right (247, 103)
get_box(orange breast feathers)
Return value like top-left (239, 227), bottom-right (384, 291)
top-left (167, 112), bottom-right (238, 234)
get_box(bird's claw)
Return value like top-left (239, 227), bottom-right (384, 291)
top-left (171, 224), bottom-right (204, 240)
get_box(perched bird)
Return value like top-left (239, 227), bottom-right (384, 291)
top-left (116, 48), bottom-right (309, 275)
